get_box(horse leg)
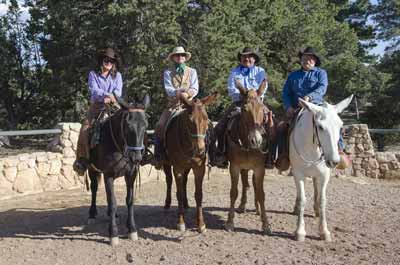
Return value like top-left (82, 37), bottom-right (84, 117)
top-left (252, 172), bottom-right (260, 215)
top-left (254, 167), bottom-right (271, 235)
top-left (104, 176), bottom-right (119, 246)
top-left (293, 178), bottom-right (301, 215)
top-left (183, 169), bottom-right (190, 209)
top-left (237, 169), bottom-right (249, 213)
top-left (294, 175), bottom-right (307, 241)
top-left (88, 169), bottom-right (100, 224)
top-left (318, 172), bottom-right (332, 241)
top-left (225, 164), bottom-right (240, 232)
top-left (125, 173), bottom-right (138, 241)
top-left (163, 165), bottom-right (173, 210)
top-left (173, 169), bottom-right (186, 232)
top-left (313, 176), bottom-right (320, 218)
top-left (193, 166), bottom-right (206, 233)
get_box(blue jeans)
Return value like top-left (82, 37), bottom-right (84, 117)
top-left (338, 129), bottom-right (345, 151)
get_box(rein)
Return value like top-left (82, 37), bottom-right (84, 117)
top-left (291, 108), bottom-right (324, 165)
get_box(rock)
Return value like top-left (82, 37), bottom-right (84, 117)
top-left (367, 169), bottom-right (380, 179)
top-left (69, 123), bottom-right (81, 132)
top-left (379, 163), bottom-right (389, 172)
top-left (0, 171), bottom-right (13, 191)
top-left (13, 168), bottom-right (42, 193)
top-left (41, 175), bottom-right (60, 191)
top-left (3, 167), bottom-right (18, 183)
top-left (386, 153), bottom-right (397, 162)
top-left (3, 158), bottom-right (19, 168)
top-left (61, 166), bottom-right (76, 184)
top-left (62, 147), bottom-right (76, 158)
top-left (356, 144), bottom-right (364, 153)
top-left (62, 158), bottom-right (75, 166)
top-left (17, 162), bottom-right (29, 171)
top-left (355, 169), bottom-right (365, 178)
top-left (368, 159), bottom-right (379, 169)
top-left (36, 162), bottom-right (50, 178)
top-left (60, 139), bottom-right (72, 148)
top-left (49, 159), bottom-right (62, 175)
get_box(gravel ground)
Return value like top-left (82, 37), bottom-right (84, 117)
top-left (0, 169), bottom-right (400, 265)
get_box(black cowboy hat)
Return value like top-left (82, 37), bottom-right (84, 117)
top-left (298, 47), bottom-right (321, 66)
top-left (237, 47), bottom-right (260, 64)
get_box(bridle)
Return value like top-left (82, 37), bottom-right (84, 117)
top-left (292, 108), bottom-right (324, 165)
top-left (109, 108), bottom-right (146, 159)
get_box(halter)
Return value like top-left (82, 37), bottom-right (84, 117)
top-left (291, 108), bottom-right (324, 165)
top-left (109, 109), bottom-right (145, 158)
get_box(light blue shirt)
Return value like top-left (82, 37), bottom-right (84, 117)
top-left (88, 70), bottom-right (123, 103)
top-left (282, 67), bottom-right (328, 110)
top-left (227, 65), bottom-right (267, 102)
top-left (163, 68), bottom-right (199, 98)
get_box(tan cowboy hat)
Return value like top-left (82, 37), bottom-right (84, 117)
top-left (167, 46), bottom-right (191, 61)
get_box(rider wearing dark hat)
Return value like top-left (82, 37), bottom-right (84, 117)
top-left (275, 46), bottom-right (347, 171)
top-left (209, 47), bottom-right (271, 168)
top-left (73, 48), bottom-right (123, 175)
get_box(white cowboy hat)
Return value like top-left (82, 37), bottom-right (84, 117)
top-left (167, 46), bottom-right (191, 61)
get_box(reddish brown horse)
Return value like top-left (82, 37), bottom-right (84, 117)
top-left (162, 93), bottom-right (218, 232)
top-left (225, 81), bottom-right (272, 235)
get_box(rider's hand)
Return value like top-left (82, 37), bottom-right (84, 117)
top-left (104, 97), bottom-right (111, 104)
top-left (104, 95), bottom-right (116, 104)
top-left (286, 107), bottom-right (296, 118)
top-left (303, 96), bottom-right (311, 102)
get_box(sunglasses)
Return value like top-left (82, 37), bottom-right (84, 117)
top-left (103, 57), bottom-right (116, 64)
top-left (174, 54), bottom-right (186, 57)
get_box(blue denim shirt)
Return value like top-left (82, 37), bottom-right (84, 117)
top-left (227, 65), bottom-right (267, 102)
top-left (88, 70), bottom-right (123, 103)
top-left (282, 67), bottom-right (328, 110)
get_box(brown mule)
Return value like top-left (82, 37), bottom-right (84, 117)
top-left (162, 92), bottom-right (218, 233)
top-left (225, 80), bottom-right (272, 235)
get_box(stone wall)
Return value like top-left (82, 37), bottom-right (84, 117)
top-left (343, 124), bottom-right (400, 180)
top-left (0, 123), bottom-right (157, 200)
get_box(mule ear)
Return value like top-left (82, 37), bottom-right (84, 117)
top-left (256, 79), bottom-right (267, 97)
top-left (142, 94), bottom-right (150, 109)
top-left (334, 94), bottom-right (353, 114)
top-left (201, 91), bottom-right (219, 106)
top-left (235, 79), bottom-right (247, 96)
top-left (299, 98), bottom-right (322, 115)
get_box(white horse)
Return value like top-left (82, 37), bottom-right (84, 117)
top-left (290, 95), bottom-right (353, 242)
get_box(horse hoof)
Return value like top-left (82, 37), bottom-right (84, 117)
top-left (128, 232), bottom-right (138, 241)
top-left (177, 223), bottom-right (186, 232)
top-left (321, 233), bottom-right (332, 242)
top-left (225, 222), bottom-right (234, 232)
top-left (255, 209), bottom-right (260, 216)
top-left (87, 218), bottom-right (96, 225)
top-left (164, 205), bottom-right (171, 211)
top-left (263, 226), bottom-right (272, 236)
top-left (110, 237), bottom-right (119, 247)
top-left (295, 233), bottom-right (306, 242)
top-left (198, 224), bottom-right (207, 233)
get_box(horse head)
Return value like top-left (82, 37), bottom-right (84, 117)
top-left (299, 95), bottom-right (353, 168)
top-left (237, 80), bottom-right (267, 149)
top-left (180, 92), bottom-right (218, 157)
top-left (115, 94), bottom-right (150, 164)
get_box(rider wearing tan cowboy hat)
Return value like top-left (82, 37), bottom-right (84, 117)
top-left (73, 48), bottom-right (123, 175)
top-left (152, 46), bottom-right (199, 169)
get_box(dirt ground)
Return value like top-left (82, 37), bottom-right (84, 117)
top-left (1, 169), bottom-right (400, 265)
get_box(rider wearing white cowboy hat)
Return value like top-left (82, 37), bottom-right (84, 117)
top-left (152, 46), bottom-right (199, 169)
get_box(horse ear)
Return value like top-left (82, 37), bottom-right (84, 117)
top-left (334, 94), bottom-right (353, 114)
top-left (256, 79), bottom-right (267, 97)
top-left (235, 79), bottom-right (247, 96)
top-left (142, 94), bottom-right (150, 109)
top-left (114, 93), bottom-right (130, 109)
top-left (299, 98), bottom-right (322, 115)
top-left (201, 91), bottom-right (219, 106)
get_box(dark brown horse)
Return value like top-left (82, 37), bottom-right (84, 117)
top-left (87, 95), bottom-right (149, 246)
top-left (162, 93), bottom-right (218, 232)
top-left (225, 81), bottom-right (272, 235)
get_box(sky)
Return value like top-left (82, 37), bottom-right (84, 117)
top-left (0, 1), bottom-right (391, 57)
